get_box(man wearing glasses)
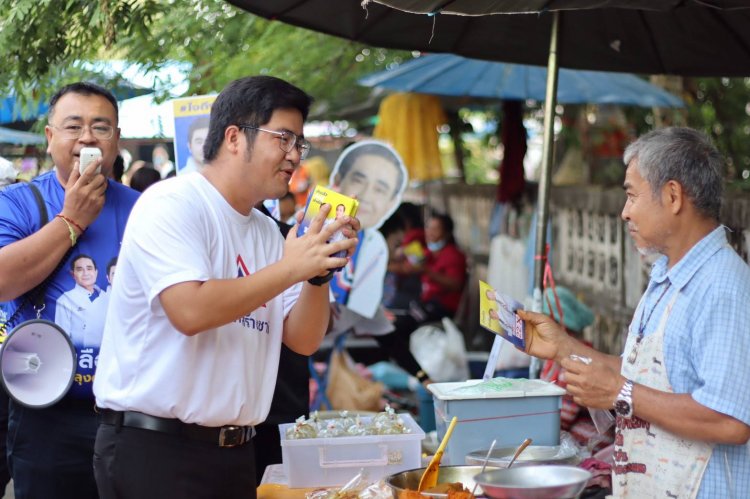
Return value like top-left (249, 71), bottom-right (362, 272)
top-left (93, 75), bottom-right (358, 498)
top-left (0, 82), bottom-right (139, 498)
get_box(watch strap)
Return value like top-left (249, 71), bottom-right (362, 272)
top-left (308, 271), bottom-right (335, 286)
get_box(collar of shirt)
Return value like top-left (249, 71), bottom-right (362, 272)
top-left (649, 225), bottom-right (726, 291)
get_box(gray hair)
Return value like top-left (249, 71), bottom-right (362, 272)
top-left (623, 127), bottom-right (724, 221)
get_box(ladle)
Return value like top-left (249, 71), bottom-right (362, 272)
top-left (470, 439), bottom-right (497, 497)
top-left (507, 438), bottom-right (533, 469)
top-left (418, 416), bottom-right (458, 491)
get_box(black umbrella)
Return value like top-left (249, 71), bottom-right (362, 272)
top-left (227, 1), bottom-right (750, 76)
top-left (227, 0), bottom-right (750, 317)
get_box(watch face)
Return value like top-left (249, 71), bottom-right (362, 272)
top-left (615, 399), bottom-right (632, 417)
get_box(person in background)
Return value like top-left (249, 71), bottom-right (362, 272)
top-left (0, 81), bottom-right (139, 499)
top-left (251, 201), bottom-right (310, 482)
top-left (152, 143), bottom-right (174, 178)
top-left (385, 202), bottom-right (425, 310)
top-left (182, 116), bottom-right (210, 175)
top-left (93, 75), bottom-right (358, 499)
top-left (0, 157), bottom-right (18, 497)
top-left (111, 154), bottom-right (125, 183)
top-left (0, 157), bottom-right (18, 190)
top-left (129, 165), bottom-right (162, 193)
top-left (391, 212), bottom-right (467, 340)
top-left (278, 191), bottom-right (297, 225)
top-left (520, 127), bottom-right (750, 498)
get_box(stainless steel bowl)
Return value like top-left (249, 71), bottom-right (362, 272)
top-left (474, 465), bottom-right (591, 499)
top-left (386, 465), bottom-right (498, 498)
top-left (465, 445), bottom-right (578, 468)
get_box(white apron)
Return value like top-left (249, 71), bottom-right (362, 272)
top-left (614, 292), bottom-right (714, 498)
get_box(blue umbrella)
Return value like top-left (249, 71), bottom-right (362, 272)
top-left (360, 53), bottom-right (684, 107)
top-left (0, 126), bottom-right (45, 145)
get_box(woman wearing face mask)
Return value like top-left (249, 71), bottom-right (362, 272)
top-left (390, 212), bottom-right (467, 373)
top-left (421, 213), bottom-right (467, 317)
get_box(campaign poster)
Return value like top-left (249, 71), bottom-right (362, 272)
top-left (172, 95), bottom-right (216, 175)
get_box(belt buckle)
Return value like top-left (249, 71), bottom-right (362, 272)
top-left (218, 425), bottom-right (245, 447)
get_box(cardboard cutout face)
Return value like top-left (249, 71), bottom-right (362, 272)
top-left (330, 140), bottom-right (408, 230)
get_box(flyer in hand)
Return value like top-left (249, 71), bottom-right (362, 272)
top-left (478, 280), bottom-right (526, 349)
top-left (297, 185), bottom-right (359, 261)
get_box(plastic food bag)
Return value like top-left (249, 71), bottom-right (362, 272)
top-left (568, 354), bottom-right (615, 435)
top-left (305, 469), bottom-right (392, 499)
top-left (409, 317), bottom-right (469, 382)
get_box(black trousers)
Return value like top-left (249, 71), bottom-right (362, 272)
top-left (8, 399), bottom-right (98, 499)
top-left (94, 423), bottom-right (256, 499)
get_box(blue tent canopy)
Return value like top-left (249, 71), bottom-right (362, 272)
top-left (360, 53), bottom-right (684, 108)
top-left (0, 76), bottom-right (153, 125)
top-left (0, 126), bottom-right (45, 145)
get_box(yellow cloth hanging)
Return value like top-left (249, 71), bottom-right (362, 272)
top-left (373, 93), bottom-right (447, 181)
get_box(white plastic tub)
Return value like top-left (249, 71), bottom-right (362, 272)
top-left (278, 412), bottom-right (425, 488)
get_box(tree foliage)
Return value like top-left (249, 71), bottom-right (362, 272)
top-left (0, 0), bottom-right (408, 119)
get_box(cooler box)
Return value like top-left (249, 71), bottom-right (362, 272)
top-left (278, 413), bottom-right (425, 488)
top-left (428, 379), bottom-right (565, 465)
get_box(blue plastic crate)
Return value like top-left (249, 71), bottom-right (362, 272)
top-left (428, 379), bottom-right (565, 465)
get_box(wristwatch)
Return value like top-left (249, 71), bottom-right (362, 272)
top-left (308, 271), bottom-right (335, 286)
top-left (614, 379), bottom-right (634, 418)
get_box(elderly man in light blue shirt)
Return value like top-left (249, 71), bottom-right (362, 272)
top-left (519, 127), bottom-right (750, 498)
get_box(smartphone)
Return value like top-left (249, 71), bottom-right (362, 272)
top-left (79, 147), bottom-right (102, 175)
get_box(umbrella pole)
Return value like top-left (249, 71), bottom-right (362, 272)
top-left (529, 11), bottom-right (561, 378)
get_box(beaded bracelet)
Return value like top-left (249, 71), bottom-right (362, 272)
top-left (56, 214), bottom-right (85, 233)
top-left (55, 215), bottom-right (78, 247)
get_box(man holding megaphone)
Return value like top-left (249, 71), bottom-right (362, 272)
top-left (0, 82), bottom-right (139, 499)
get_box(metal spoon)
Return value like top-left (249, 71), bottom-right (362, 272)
top-left (470, 439), bottom-right (497, 497)
top-left (507, 438), bottom-right (533, 468)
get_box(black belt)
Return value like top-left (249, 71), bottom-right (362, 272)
top-left (98, 409), bottom-right (255, 448)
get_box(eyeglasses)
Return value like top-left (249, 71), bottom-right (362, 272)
top-left (238, 125), bottom-right (311, 160)
top-left (50, 123), bottom-right (115, 141)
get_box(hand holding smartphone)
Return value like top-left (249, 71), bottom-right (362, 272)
top-left (79, 147), bottom-right (102, 175)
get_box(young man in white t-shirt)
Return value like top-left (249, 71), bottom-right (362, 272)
top-left (93, 76), bottom-right (359, 499)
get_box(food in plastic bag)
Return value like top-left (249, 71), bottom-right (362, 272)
top-left (286, 406), bottom-right (412, 440)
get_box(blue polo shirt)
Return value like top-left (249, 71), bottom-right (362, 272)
top-left (634, 226), bottom-right (750, 498)
top-left (0, 170), bottom-right (139, 399)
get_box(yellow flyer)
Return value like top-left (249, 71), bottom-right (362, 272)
top-left (297, 185), bottom-right (359, 260)
top-left (479, 280), bottom-right (526, 349)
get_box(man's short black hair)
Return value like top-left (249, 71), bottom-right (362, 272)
top-left (70, 254), bottom-right (97, 272)
top-left (203, 76), bottom-right (312, 163)
top-left (49, 82), bottom-right (119, 122)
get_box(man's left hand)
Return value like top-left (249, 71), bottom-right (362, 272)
top-left (560, 355), bottom-right (626, 410)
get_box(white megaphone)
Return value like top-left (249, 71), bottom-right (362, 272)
top-left (0, 319), bottom-right (76, 408)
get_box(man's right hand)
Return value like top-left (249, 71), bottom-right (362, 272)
top-left (517, 309), bottom-right (571, 362)
top-left (62, 158), bottom-right (108, 229)
top-left (283, 203), bottom-right (358, 282)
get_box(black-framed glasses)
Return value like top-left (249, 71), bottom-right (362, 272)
top-left (49, 123), bottom-right (115, 141)
top-left (238, 125), bottom-right (311, 160)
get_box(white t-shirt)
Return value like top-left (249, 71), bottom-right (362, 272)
top-left (94, 173), bottom-right (302, 426)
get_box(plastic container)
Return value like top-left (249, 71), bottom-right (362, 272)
top-left (278, 413), bottom-right (425, 488)
top-left (416, 384), bottom-right (436, 432)
top-left (428, 379), bottom-right (565, 465)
